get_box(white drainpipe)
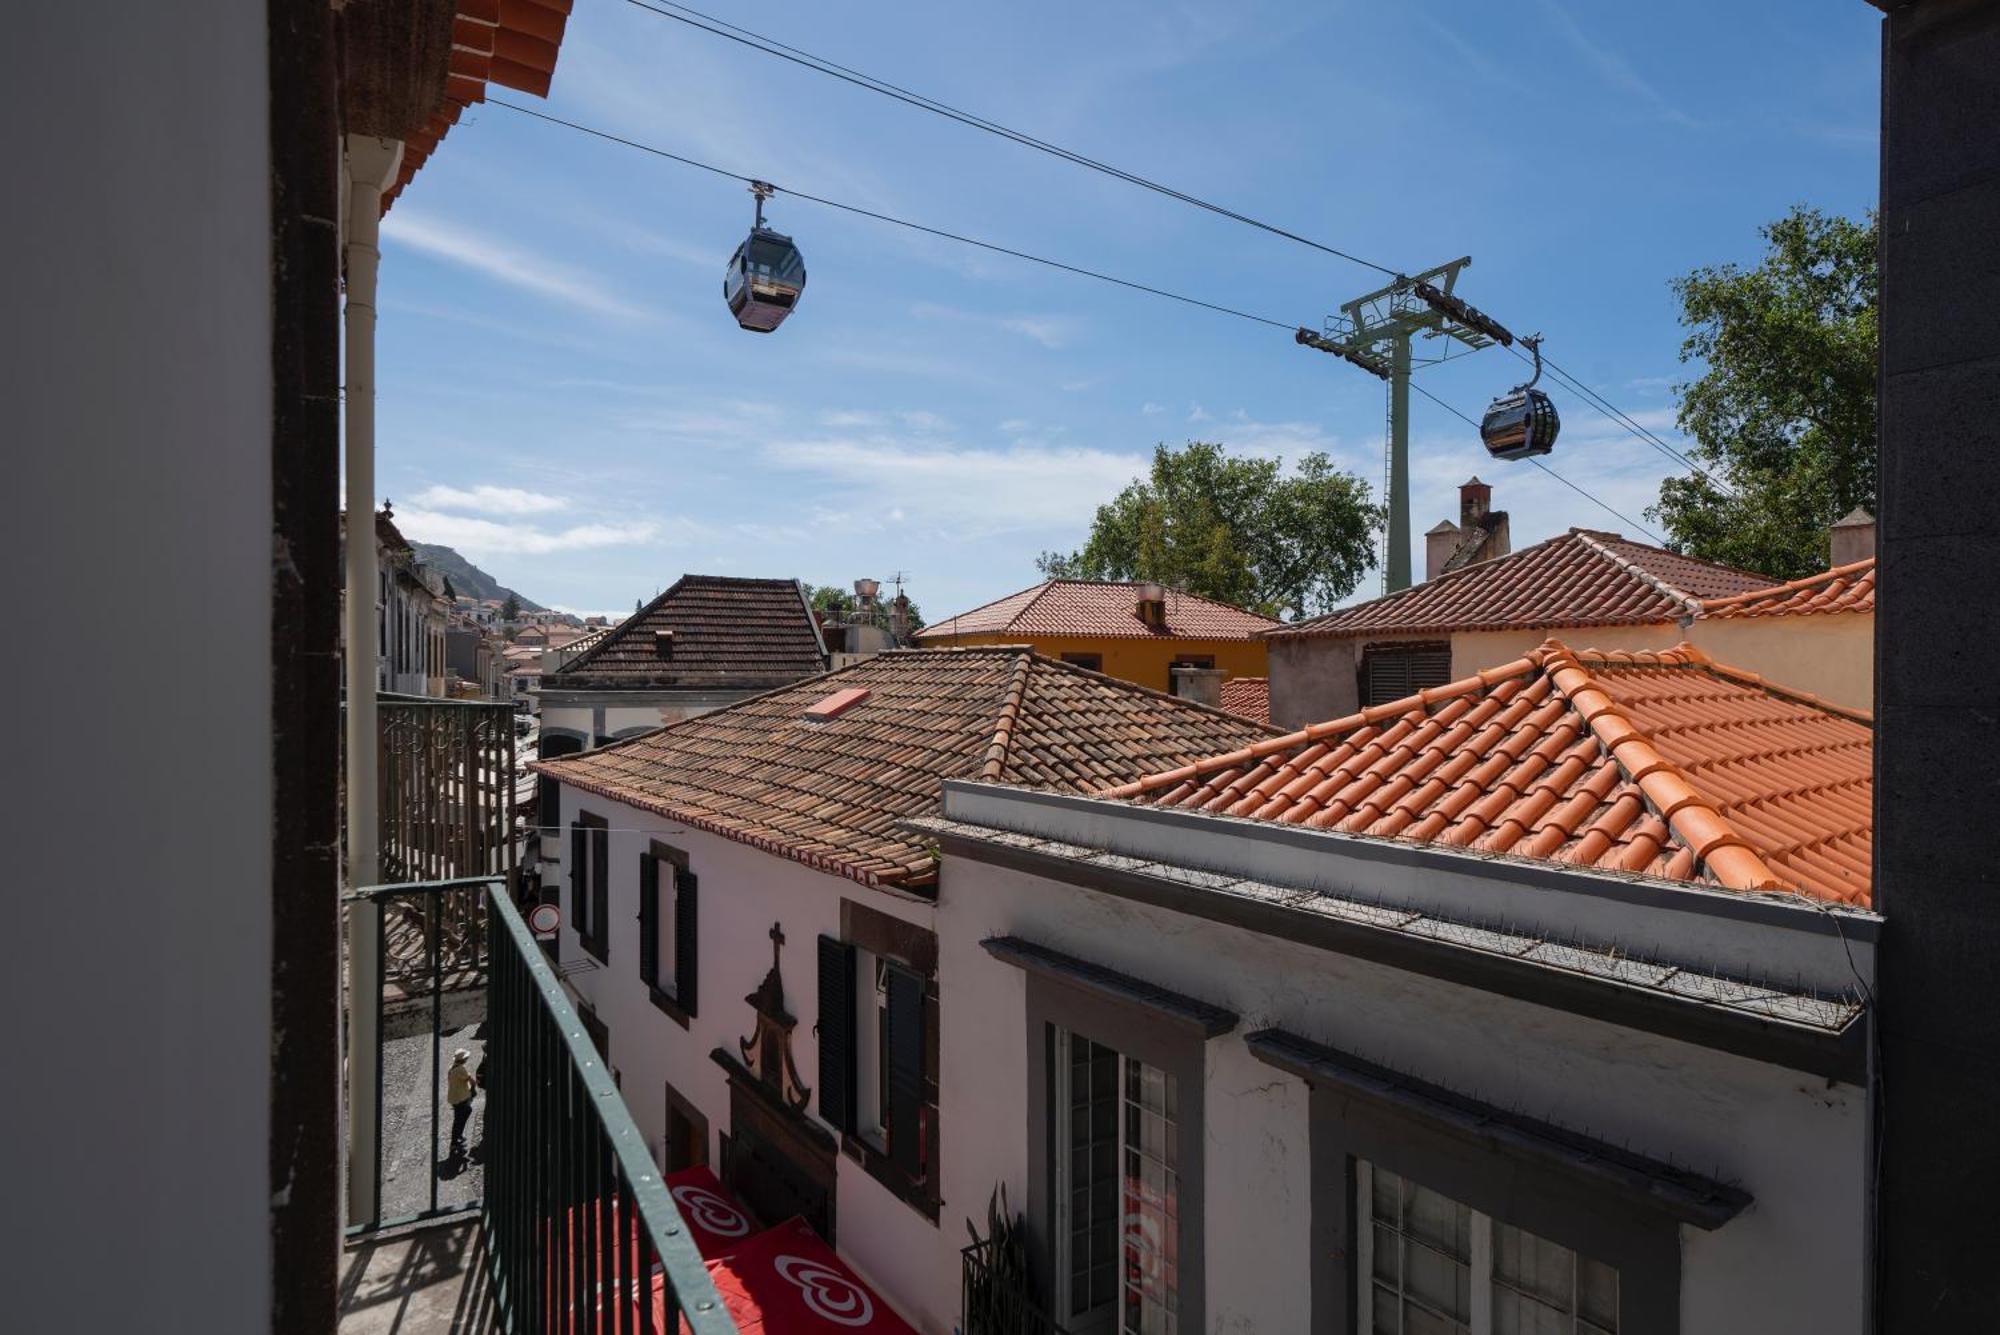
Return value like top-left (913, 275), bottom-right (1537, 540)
top-left (343, 133), bottom-right (403, 1227)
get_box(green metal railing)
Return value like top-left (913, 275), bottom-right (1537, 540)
top-left (345, 876), bottom-right (736, 1333)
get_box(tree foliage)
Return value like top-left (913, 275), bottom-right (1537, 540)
top-left (1649, 206), bottom-right (1877, 580)
top-left (802, 582), bottom-right (926, 633)
top-left (500, 593), bottom-right (522, 622)
top-left (1036, 441), bottom-right (1380, 619)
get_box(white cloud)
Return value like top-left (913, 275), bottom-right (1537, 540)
top-left (911, 302), bottom-right (1081, 350)
top-left (411, 484), bottom-right (569, 516)
top-left (1141, 402), bottom-right (1166, 415)
top-left (382, 211), bottom-right (649, 321)
top-left (394, 507), bottom-right (660, 557)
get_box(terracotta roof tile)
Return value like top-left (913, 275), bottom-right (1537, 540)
top-left (1099, 641), bottom-right (1873, 907)
top-left (917, 581), bottom-right (1279, 642)
top-left (547, 575), bottom-right (824, 690)
top-left (1698, 558), bottom-right (1875, 619)
top-left (1219, 677), bottom-right (1270, 725)
top-left (1266, 530), bottom-right (1775, 640)
top-left (534, 648), bottom-right (1274, 889)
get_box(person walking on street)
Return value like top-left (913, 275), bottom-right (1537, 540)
top-left (447, 1049), bottom-right (477, 1157)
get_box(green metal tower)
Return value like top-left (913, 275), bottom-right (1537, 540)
top-left (1297, 257), bottom-right (1500, 594)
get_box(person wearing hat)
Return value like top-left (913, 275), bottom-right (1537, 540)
top-left (446, 1049), bottom-right (478, 1157)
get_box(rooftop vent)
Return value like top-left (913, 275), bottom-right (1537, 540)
top-left (653, 629), bottom-right (676, 659)
top-left (853, 577), bottom-right (881, 603)
top-left (803, 686), bottom-right (871, 720)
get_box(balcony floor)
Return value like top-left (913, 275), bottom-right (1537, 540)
top-left (339, 1217), bottom-right (498, 1335)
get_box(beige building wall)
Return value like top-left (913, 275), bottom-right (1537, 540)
top-left (1688, 614), bottom-right (1874, 713)
top-left (1448, 623), bottom-right (1686, 679)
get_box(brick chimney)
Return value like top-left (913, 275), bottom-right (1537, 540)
top-left (1830, 507), bottom-right (1876, 566)
top-left (1460, 476), bottom-right (1492, 528)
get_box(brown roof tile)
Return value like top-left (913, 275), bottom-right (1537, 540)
top-left (1100, 641), bottom-right (1873, 907)
top-left (918, 580), bottom-right (1279, 642)
top-left (1699, 558), bottom-right (1875, 619)
top-left (534, 647), bottom-right (1274, 889)
top-left (1266, 530), bottom-right (1775, 640)
top-left (1219, 677), bottom-right (1270, 725)
top-left (547, 575), bottom-right (824, 691)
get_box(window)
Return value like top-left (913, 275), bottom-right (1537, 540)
top-left (1359, 642), bottom-right (1452, 707)
top-left (1053, 1028), bottom-right (1181, 1335)
top-left (639, 842), bottom-right (698, 1025)
top-left (1358, 1161), bottom-right (1619, 1335)
top-left (1062, 652), bottom-right (1104, 672)
top-left (818, 905), bottom-right (938, 1219)
top-left (569, 812), bottom-right (608, 963)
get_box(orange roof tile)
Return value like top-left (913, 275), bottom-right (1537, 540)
top-left (1099, 641), bottom-right (1873, 907)
top-left (1266, 530), bottom-right (1775, 640)
top-left (1219, 676), bottom-right (1270, 725)
top-left (383, 0), bottom-right (574, 212)
top-left (534, 648), bottom-right (1274, 890)
top-left (1699, 558), bottom-right (1875, 619)
top-left (917, 581), bottom-right (1279, 642)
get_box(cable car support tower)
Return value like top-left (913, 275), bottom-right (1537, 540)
top-left (1296, 256), bottom-right (1510, 594)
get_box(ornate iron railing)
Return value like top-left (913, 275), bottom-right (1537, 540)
top-left (963, 1237), bottom-right (1073, 1335)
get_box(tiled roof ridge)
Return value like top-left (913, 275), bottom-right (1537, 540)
top-left (1570, 531), bottom-right (1707, 621)
top-left (1562, 641), bottom-right (1875, 726)
top-left (1266, 529), bottom-right (1589, 638)
top-left (1533, 641), bottom-right (1782, 893)
top-left (979, 651), bottom-right (1038, 782)
top-left (1697, 557), bottom-right (1876, 619)
top-left (550, 573), bottom-right (821, 681)
top-left (919, 580), bottom-right (1056, 640)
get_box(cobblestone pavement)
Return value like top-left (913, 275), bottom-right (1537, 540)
top-left (378, 987), bottom-right (487, 1223)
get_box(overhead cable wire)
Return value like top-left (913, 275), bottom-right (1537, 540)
top-left (488, 99), bottom-right (1302, 330)
top-left (1505, 344), bottom-right (1737, 497)
top-left (619, 0), bottom-right (1402, 278)
top-left (1408, 381), bottom-right (1667, 544)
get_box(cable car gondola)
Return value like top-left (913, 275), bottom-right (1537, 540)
top-left (724, 181), bottom-right (807, 333)
top-left (1480, 335), bottom-right (1561, 461)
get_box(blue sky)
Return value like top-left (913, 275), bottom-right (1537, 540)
top-left (376, 0), bottom-right (1880, 620)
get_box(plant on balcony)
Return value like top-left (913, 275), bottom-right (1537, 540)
top-left (964, 1184), bottom-right (1043, 1335)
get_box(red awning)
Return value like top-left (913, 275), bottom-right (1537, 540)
top-left (705, 1217), bottom-right (920, 1334)
top-left (664, 1165), bottom-right (760, 1261)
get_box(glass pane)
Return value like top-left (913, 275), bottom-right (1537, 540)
top-left (1492, 1289), bottom-right (1566, 1335)
top-left (1494, 1222), bottom-right (1574, 1308)
top-left (1372, 1222), bottom-right (1401, 1286)
top-left (1578, 1256), bottom-right (1620, 1329)
top-left (1404, 1238), bottom-right (1470, 1321)
top-left (1373, 1166), bottom-right (1403, 1226)
top-left (1371, 1283), bottom-right (1401, 1335)
top-left (1404, 1181), bottom-right (1470, 1261)
top-left (1121, 1056), bottom-right (1179, 1335)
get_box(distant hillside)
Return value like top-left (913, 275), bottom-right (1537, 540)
top-left (410, 543), bottom-right (548, 611)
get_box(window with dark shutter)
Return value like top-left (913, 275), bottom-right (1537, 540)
top-left (818, 935), bottom-right (857, 1133)
top-left (673, 865), bottom-right (699, 1017)
top-left (588, 824), bottom-right (609, 963)
top-left (569, 822), bottom-right (586, 936)
top-left (538, 775), bottom-right (560, 836)
top-left (884, 963), bottom-right (926, 1179)
top-left (1360, 641), bottom-right (1452, 707)
top-left (638, 854), bottom-right (659, 988)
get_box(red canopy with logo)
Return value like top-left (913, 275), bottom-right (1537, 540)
top-left (664, 1165), bottom-right (761, 1262)
top-left (703, 1216), bottom-right (920, 1334)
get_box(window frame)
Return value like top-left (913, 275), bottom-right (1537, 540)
top-left (638, 839), bottom-right (697, 1028)
top-left (1060, 651), bottom-right (1104, 672)
top-left (1357, 639), bottom-right (1453, 708)
top-left (569, 811), bottom-right (610, 964)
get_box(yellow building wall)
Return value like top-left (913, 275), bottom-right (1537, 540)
top-left (1687, 613), bottom-right (1874, 713)
top-left (924, 632), bottom-right (1268, 693)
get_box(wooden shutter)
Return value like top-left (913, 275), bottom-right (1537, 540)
top-left (638, 855), bottom-right (659, 987)
top-left (885, 963), bottom-right (926, 1178)
top-left (674, 866), bottom-right (699, 1016)
top-left (1361, 642), bottom-right (1451, 707)
top-left (590, 824), bottom-right (610, 959)
top-left (538, 776), bottom-right (560, 835)
top-left (569, 822), bottom-right (586, 931)
top-left (817, 936), bottom-right (857, 1133)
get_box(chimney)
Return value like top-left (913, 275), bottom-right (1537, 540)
top-left (1425, 520), bottom-right (1461, 582)
top-left (1459, 476), bottom-right (1492, 528)
top-left (1830, 507), bottom-right (1876, 566)
top-left (653, 629), bottom-right (675, 659)
top-left (1170, 665), bottom-right (1225, 707)
top-left (1134, 581), bottom-right (1168, 630)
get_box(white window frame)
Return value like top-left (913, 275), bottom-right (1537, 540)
top-left (1356, 1159), bottom-right (1618, 1335)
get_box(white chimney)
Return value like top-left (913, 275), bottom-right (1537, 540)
top-left (1425, 520), bottom-right (1461, 583)
top-left (1830, 508), bottom-right (1876, 566)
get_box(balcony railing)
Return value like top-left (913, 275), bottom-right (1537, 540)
top-left (962, 1237), bottom-right (1073, 1335)
top-left (345, 876), bottom-right (737, 1333)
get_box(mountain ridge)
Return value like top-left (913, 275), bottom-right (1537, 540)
top-left (410, 543), bottom-right (549, 612)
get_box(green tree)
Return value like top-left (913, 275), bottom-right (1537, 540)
top-left (1649, 206), bottom-right (1877, 579)
top-left (803, 583), bottom-right (926, 634)
top-left (1036, 441), bottom-right (1379, 620)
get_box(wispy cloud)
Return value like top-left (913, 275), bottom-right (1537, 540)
top-left (411, 484), bottom-right (570, 516)
top-left (382, 211), bottom-right (649, 320)
top-left (912, 302), bottom-right (1082, 349)
top-left (394, 507), bottom-right (659, 557)
top-left (1537, 0), bottom-right (1696, 127)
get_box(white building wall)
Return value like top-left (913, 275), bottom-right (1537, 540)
top-left (8, 2), bottom-right (274, 1330)
top-left (553, 789), bottom-right (961, 1333)
top-left (938, 857), bottom-right (1870, 1335)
